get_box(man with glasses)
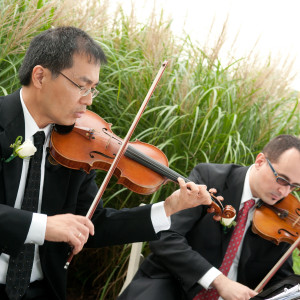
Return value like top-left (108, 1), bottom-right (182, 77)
top-left (0, 26), bottom-right (212, 300)
top-left (118, 134), bottom-right (300, 300)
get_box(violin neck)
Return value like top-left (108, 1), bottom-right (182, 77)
top-left (125, 145), bottom-right (222, 210)
top-left (125, 145), bottom-right (190, 184)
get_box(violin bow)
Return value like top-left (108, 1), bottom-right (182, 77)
top-left (255, 235), bottom-right (300, 293)
top-left (64, 60), bottom-right (169, 269)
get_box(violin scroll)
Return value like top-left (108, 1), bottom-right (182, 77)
top-left (207, 192), bottom-right (236, 222)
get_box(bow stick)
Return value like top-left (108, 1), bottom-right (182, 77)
top-left (64, 60), bottom-right (169, 269)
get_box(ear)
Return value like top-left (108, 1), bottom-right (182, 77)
top-left (31, 65), bottom-right (46, 88)
top-left (255, 152), bottom-right (266, 169)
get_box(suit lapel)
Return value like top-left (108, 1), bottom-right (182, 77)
top-left (0, 90), bottom-right (25, 206)
top-left (0, 91), bottom-right (71, 212)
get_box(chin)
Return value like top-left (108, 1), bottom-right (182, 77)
top-left (264, 198), bottom-right (279, 206)
top-left (57, 118), bottom-right (76, 126)
top-left (65, 120), bottom-right (76, 126)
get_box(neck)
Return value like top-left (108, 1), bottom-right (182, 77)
top-left (22, 87), bottom-right (50, 129)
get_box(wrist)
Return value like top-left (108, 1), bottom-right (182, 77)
top-left (211, 273), bottom-right (226, 289)
top-left (163, 196), bottom-right (173, 217)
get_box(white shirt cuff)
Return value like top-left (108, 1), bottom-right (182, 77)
top-left (198, 267), bottom-right (222, 289)
top-left (150, 202), bottom-right (171, 233)
top-left (25, 213), bottom-right (47, 245)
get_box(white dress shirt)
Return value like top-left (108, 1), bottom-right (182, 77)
top-left (198, 166), bottom-right (259, 299)
top-left (0, 89), bottom-right (170, 284)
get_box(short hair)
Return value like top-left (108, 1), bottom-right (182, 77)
top-left (19, 26), bottom-right (107, 86)
top-left (262, 134), bottom-right (300, 162)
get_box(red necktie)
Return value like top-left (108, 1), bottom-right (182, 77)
top-left (193, 199), bottom-right (255, 300)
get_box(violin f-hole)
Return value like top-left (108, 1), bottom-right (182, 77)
top-left (89, 151), bottom-right (115, 159)
top-left (278, 228), bottom-right (299, 238)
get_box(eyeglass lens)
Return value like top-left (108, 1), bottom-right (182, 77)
top-left (276, 177), bottom-right (300, 191)
top-left (267, 158), bottom-right (300, 191)
top-left (80, 88), bottom-right (98, 98)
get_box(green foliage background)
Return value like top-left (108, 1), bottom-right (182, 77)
top-left (1, 0), bottom-right (299, 299)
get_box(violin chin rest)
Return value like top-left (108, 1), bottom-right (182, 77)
top-left (54, 123), bottom-right (75, 134)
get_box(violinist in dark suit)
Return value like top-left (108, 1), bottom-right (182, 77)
top-left (118, 135), bottom-right (300, 300)
top-left (0, 26), bottom-right (212, 300)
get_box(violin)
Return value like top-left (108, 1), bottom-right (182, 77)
top-left (252, 193), bottom-right (300, 249)
top-left (49, 109), bottom-right (236, 222)
top-left (252, 193), bottom-right (300, 292)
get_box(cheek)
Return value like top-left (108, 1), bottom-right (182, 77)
top-left (254, 174), bottom-right (273, 198)
top-left (54, 94), bottom-right (78, 112)
top-left (45, 95), bottom-right (72, 123)
top-left (52, 82), bottom-right (79, 107)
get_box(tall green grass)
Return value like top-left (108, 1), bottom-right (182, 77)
top-left (1, 1), bottom-right (299, 299)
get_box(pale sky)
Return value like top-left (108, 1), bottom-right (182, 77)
top-left (111, 0), bottom-right (300, 90)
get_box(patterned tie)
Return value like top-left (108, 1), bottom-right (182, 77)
top-left (5, 131), bottom-right (45, 300)
top-left (193, 199), bottom-right (255, 300)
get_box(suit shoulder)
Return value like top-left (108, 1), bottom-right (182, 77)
top-left (190, 162), bottom-right (243, 175)
top-left (189, 163), bottom-right (245, 185)
top-left (0, 90), bottom-right (22, 128)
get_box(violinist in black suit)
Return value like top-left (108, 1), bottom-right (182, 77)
top-left (118, 135), bottom-right (300, 300)
top-left (0, 26), bottom-right (212, 300)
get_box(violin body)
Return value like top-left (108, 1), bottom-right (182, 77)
top-left (50, 110), bottom-right (169, 195)
top-left (252, 194), bottom-right (300, 249)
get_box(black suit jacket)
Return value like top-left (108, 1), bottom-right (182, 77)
top-left (0, 90), bottom-right (158, 300)
top-left (124, 163), bottom-right (293, 300)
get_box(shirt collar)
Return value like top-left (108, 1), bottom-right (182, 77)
top-left (241, 165), bottom-right (259, 204)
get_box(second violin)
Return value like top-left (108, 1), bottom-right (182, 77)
top-left (252, 193), bottom-right (300, 249)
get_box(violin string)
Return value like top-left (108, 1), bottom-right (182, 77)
top-left (125, 146), bottom-right (225, 211)
top-left (270, 206), bottom-right (300, 226)
top-left (89, 130), bottom-right (182, 181)
top-left (125, 145), bottom-right (186, 183)
top-left (285, 214), bottom-right (300, 224)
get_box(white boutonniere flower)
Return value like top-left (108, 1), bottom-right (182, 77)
top-left (220, 216), bottom-right (237, 233)
top-left (2, 136), bottom-right (37, 162)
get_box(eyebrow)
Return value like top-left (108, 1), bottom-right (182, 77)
top-left (79, 75), bottom-right (100, 87)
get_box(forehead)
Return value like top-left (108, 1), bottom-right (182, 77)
top-left (66, 53), bottom-right (100, 82)
top-left (275, 148), bottom-right (300, 182)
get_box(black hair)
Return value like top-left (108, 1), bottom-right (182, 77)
top-left (19, 26), bottom-right (107, 86)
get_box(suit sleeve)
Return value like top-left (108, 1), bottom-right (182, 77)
top-left (72, 170), bottom-right (158, 248)
top-left (148, 164), bottom-right (214, 292)
top-left (88, 205), bottom-right (158, 247)
top-left (0, 205), bottom-right (33, 256)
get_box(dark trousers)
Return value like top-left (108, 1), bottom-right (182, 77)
top-left (0, 280), bottom-right (54, 300)
top-left (118, 268), bottom-right (186, 300)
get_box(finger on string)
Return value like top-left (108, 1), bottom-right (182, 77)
top-left (209, 187), bottom-right (217, 194)
top-left (215, 195), bottom-right (224, 202)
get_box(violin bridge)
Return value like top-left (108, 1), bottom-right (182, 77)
top-left (293, 215), bottom-right (300, 227)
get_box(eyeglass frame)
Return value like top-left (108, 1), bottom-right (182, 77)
top-left (266, 158), bottom-right (300, 191)
top-left (58, 71), bottom-right (99, 98)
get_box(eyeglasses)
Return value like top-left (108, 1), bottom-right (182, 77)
top-left (59, 71), bottom-right (99, 98)
top-left (266, 158), bottom-right (300, 191)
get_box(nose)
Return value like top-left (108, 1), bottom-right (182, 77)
top-left (277, 184), bottom-right (292, 197)
top-left (80, 94), bottom-right (93, 106)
